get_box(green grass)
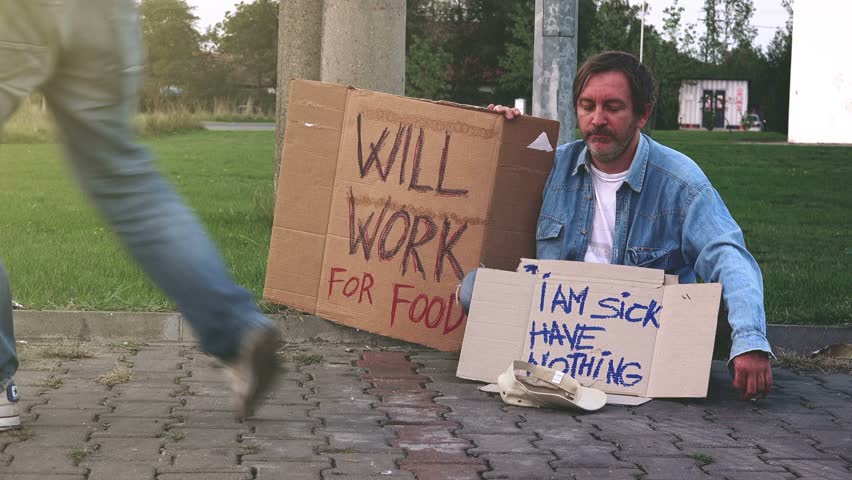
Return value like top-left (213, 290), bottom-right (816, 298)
top-left (0, 127), bottom-right (849, 325)
top-left (0, 130), bottom-right (275, 312)
top-left (650, 130), bottom-right (851, 325)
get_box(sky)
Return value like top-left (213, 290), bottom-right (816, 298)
top-left (186, 0), bottom-right (790, 50)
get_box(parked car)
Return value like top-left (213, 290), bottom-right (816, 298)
top-left (743, 113), bottom-right (766, 131)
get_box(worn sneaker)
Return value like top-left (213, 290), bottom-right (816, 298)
top-left (0, 381), bottom-right (21, 431)
top-left (225, 325), bottom-right (280, 418)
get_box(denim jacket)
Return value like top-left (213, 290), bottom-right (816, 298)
top-left (537, 133), bottom-right (772, 361)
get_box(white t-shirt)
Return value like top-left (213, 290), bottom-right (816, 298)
top-left (583, 164), bottom-right (628, 264)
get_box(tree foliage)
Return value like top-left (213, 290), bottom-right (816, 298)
top-left (208, 0), bottom-right (279, 105)
top-left (138, 0), bottom-right (201, 104)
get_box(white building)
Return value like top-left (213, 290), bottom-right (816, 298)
top-left (678, 80), bottom-right (749, 130)
top-left (788, 1), bottom-right (852, 144)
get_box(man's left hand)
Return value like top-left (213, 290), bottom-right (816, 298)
top-left (732, 350), bottom-right (772, 400)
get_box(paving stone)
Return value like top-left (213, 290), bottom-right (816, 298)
top-left (3, 445), bottom-right (87, 474)
top-left (768, 412), bottom-right (844, 430)
top-left (323, 452), bottom-right (404, 475)
top-left (805, 428), bottom-right (852, 454)
top-left (167, 446), bottom-right (240, 468)
top-left (479, 453), bottom-right (561, 479)
top-left (692, 447), bottom-right (787, 473)
top-left (84, 437), bottom-right (164, 463)
top-left (398, 461), bottom-right (487, 480)
top-left (581, 417), bottom-right (655, 436)
top-left (546, 444), bottom-right (633, 469)
top-left (754, 436), bottom-right (841, 460)
top-left (87, 462), bottom-right (156, 480)
top-left (93, 416), bottom-right (170, 437)
top-left (249, 404), bottom-right (314, 420)
top-left (656, 424), bottom-right (740, 448)
top-left (619, 456), bottom-right (708, 480)
top-left (378, 405), bottom-right (449, 424)
top-left (710, 471), bottom-right (795, 480)
top-left (429, 382), bottom-right (495, 400)
top-left (29, 408), bottom-right (100, 427)
top-left (110, 401), bottom-right (181, 417)
top-left (401, 442), bottom-right (478, 464)
top-left (250, 419), bottom-right (321, 438)
top-left (390, 425), bottom-right (465, 446)
top-left (157, 473), bottom-right (252, 480)
top-left (765, 459), bottom-right (852, 480)
top-left (241, 438), bottom-right (327, 461)
top-left (0, 475), bottom-right (85, 480)
top-left (725, 420), bottom-right (800, 439)
top-left (556, 467), bottom-right (643, 480)
top-left (21, 426), bottom-right (92, 447)
top-left (370, 390), bottom-right (437, 406)
top-left (598, 432), bottom-right (684, 456)
top-left (180, 396), bottom-right (232, 411)
top-left (463, 433), bottom-right (540, 454)
top-left (166, 427), bottom-right (243, 449)
top-left (41, 393), bottom-right (111, 409)
top-left (251, 460), bottom-right (333, 480)
top-left (110, 385), bottom-right (183, 402)
top-left (155, 466), bottom-right (252, 477)
top-left (168, 408), bottom-right (245, 429)
top-left (326, 431), bottom-right (399, 453)
top-left (316, 414), bottom-right (388, 433)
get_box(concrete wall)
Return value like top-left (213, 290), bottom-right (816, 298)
top-left (788, 1), bottom-right (852, 144)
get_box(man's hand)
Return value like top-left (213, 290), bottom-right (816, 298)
top-left (732, 350), bottom-right (772, 400)
top-left (487, 104), bottom-right (522, 120)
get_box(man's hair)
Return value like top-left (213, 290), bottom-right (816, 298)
top-left (573, 51), bottom-right (657, 117)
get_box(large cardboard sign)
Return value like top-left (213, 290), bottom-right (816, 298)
top-left (264, 81), bottom-right (559, 351)
top-left (457, 260), bottom-right (722, 398)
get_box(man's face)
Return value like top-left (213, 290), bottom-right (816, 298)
top-left (577, 70), bottom-right (650, 170)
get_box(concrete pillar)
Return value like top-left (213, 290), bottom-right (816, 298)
top-left (533, 0), bottom-right (579, 145)
top-left (320, 0), bottom-right (406, 95)
top-left (274, 0), bottom-right (323, 191)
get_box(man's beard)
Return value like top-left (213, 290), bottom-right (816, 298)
top-left (584, 125), bottom-right (637, 165)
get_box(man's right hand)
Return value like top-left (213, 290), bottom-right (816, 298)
top-left (487, 104), bottom-right (522, 120)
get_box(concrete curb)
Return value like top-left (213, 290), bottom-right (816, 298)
top-left (13, 310), bottom-right (408, 347)
top-left (12, 310), bottom-right (852, 353)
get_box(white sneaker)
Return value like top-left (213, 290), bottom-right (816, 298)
top-left (225, 325), bottom-right (280, 418)
top-left (0, 381), bottom-right (21, 431)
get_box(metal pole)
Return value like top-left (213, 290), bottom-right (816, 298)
top-left (533, 0), bottom-right (580, 145)
top-left (639, 2), bottom-right (645, 62)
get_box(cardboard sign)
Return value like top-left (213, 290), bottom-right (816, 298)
top-left (264, 80), bottom-right (559, 351)
top-left (457, 260), bottom-right (722, 398)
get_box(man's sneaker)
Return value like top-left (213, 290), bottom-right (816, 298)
top-left (0, 381), bottom-right (21, 431)
top-left (225, 325), bottom-right (280, 418)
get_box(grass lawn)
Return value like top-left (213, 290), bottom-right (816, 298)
top-left (0, 131), bottom-right (275, 312)
top-left (0, 129), bottom-right (849, 325)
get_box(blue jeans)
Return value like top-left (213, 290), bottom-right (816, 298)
top-left (0, 0), bottom-right (271, 388)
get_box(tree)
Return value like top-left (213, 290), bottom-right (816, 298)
top-left (138, 0), bottom-right (202, 107)
top-left (211, 0), bottom-right (279, 105)
top-left (699, 0), bottom-right (758, 64)
top-left (496, 0), bottom-right (534, 102)
top-left (662, 0), bottom-right (698, 58)
top-left (406, 34), bottom-right (452, 100)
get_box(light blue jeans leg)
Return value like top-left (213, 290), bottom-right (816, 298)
top-left (0, 261), bottom-right (16, 389)
top-left (41, 0), bottom-right (270, 360)
top-left (459, 268), bottom-right (478, 315)
top-left (0, 1), bottom-right (270, 379)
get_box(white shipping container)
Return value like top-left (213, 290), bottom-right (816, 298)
top-left (678, 80), bottom-right (749, 130)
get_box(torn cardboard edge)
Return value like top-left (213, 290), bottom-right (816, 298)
top-left (456, 259), bottom-right (721, 400)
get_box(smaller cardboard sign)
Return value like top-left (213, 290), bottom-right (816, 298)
top-left (457, 260), bottom-right (722, 398)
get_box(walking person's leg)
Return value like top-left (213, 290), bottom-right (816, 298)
top-left (0, 0), bottom-right (60, 430)
top-left (39, 0), bottom-right (278, 415)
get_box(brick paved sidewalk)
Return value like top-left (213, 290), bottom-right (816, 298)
top-left (1, 341), bottom-right (850, 480)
